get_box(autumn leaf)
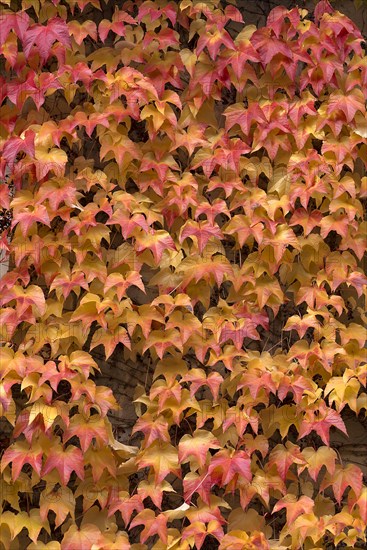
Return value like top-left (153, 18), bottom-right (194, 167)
top-left (2, 130), bottom-right (35, 169)
top-left (22, 17), bottom-right (71, 61)
top-left (1, 1), bottom-right (367, 547)
top-left (208, 449), bottom-right (252, 486)
top-left (42, 444), bottom-right (85, 485)
top-left (179, 430), bottom-right (221, 468)
top-left (124, 305), bottom-right (164, 339)
top-left (107, 491), bottom-right (143, 525)
top-left (68, 20), bottom-right (97, 45)
top-left (0, 284), bottom-right (46, 316)
top-left (0, 11), bottom-right (30, 47)
top-left (298, 402), bottom-right (348, 446)
top-left (283, 312), bottom-right (321, 339)
top-left (0, 509), bottom-right (50, 544)
top-left (103, 271), bottom-right (145, 300)
top-left (98, 9), bottom-right (135, 42)
top-left (166, 309), bottom-right (201, 344)
top-left (132, 414), bottom-right (170, 447)
top-left (273, 494), bottom-right (314, 524)
top-left (324, 374), bottom-right (361, 412)
top-left (134, 229), bottom-right (177, 264)
top-left (61, 524), bottom-right (101, 550)
top-left (196, 25), bottom-right (235, 60)
top-left (142, 328), bottom-right (183, 359)
top-left (289, 208), bottom-right (323, 236)
top-left (34, 147), bottom-right (68, 179)
top-left (63, 414), bottom-right (111, 452)
top-left (349, 486), bottom-right (367, 523)
top-left (177, 254), bottom-right (234, 289)
top-left (49, 269), bottom-right (89, 299)
top-left (40, 485), bottom-right (75, 528)
top-left (130, 509), bottom-right (168, 545)
top-left (261, 225), bottom-right (299, 263)
top-left (219, 530), bottom-right (269, 550)
top-left (179, 220), bottom-right (223, 254)
top-left (13, 203), bottom-right (51, 236)
top-left (183, 471), bottom-right (213, 505)
top-left (320, 463), bottom-right (363, 504)
top-left (181, 368), bottom-right (223, 401)
top-left (268, 442), bottom-right (307, 481)
top-left (251, 467), bottom-right (286, 506)
top-left (84, 446), bottom-right (116, 483)
top-left (100, 133), bottom-right (142, 168)
top-left (325, 88), bottom-right (365, 124)
top-left (137, 479), bottom-right (175, 509)
top-left (182, 518), bottom-right (224, 550)
top-left (1, 439), bottom-right (43, 481)
top-left (299, 446), bottom-right (337, 481)
top-left (136, 441), bottom-right (181, 484)
top-left (90, 326), bottom-right (131, 358)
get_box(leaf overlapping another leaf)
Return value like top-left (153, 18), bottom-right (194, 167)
top-left (0, 0), bottom-right (366, 548)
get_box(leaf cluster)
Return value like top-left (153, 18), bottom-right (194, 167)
top-left (0, 0), bottom-right (366, 548)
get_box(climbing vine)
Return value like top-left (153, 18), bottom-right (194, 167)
top-left (0, 0), bottom-right (366, 548)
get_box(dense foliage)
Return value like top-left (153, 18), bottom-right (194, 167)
top-left (0, 0), bottom-right (366, 548)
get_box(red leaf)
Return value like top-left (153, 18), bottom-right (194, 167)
top-left (251, 27), bottom-right (293, 65)
top-left (2, 130), bottom-right (35, 169)
top-left (180, 220), bottom-right (223, 254)
top-left (273, 494), bottom-right (314, 524)
top-left (137, 480), bottom-right (173, 509)
top-left (208, 449), bottom-right (252, 486)
top-left (63, 414), bottom-right (110, 452)
top-left (130, 510), bottom-right (168, 545)
top-left (132, 414), bottom-right (170, 447)
top-left (314, 0), bottom-right (334, 23)
top-left (268, 442), bottom-right (307, 481)
top-left (22, 18), bottom-right (71, 61)
top-left (13, 204), bottom-right (51, 237)
top-left (320, 464), bottom-right (363, 504)
top-left (0, 183), bottom-right (10, 210)
top-left (298, 403), bottom-right (348, 446)
top-left (42, 444), bottom-right (85, 485)
top-left (108, 493), bottom-right (143, 524)
top-left (0, 11), bottom-right (30, 47)
top-left (1, 440), bottom-right (43, 480)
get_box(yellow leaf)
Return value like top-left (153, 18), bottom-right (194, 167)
top-left (137, 441), bottom-right (180, 484)
top-left (34, 148), bottom-right (68, 179)
top-left (228, 507), bottom-right (265, 533)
